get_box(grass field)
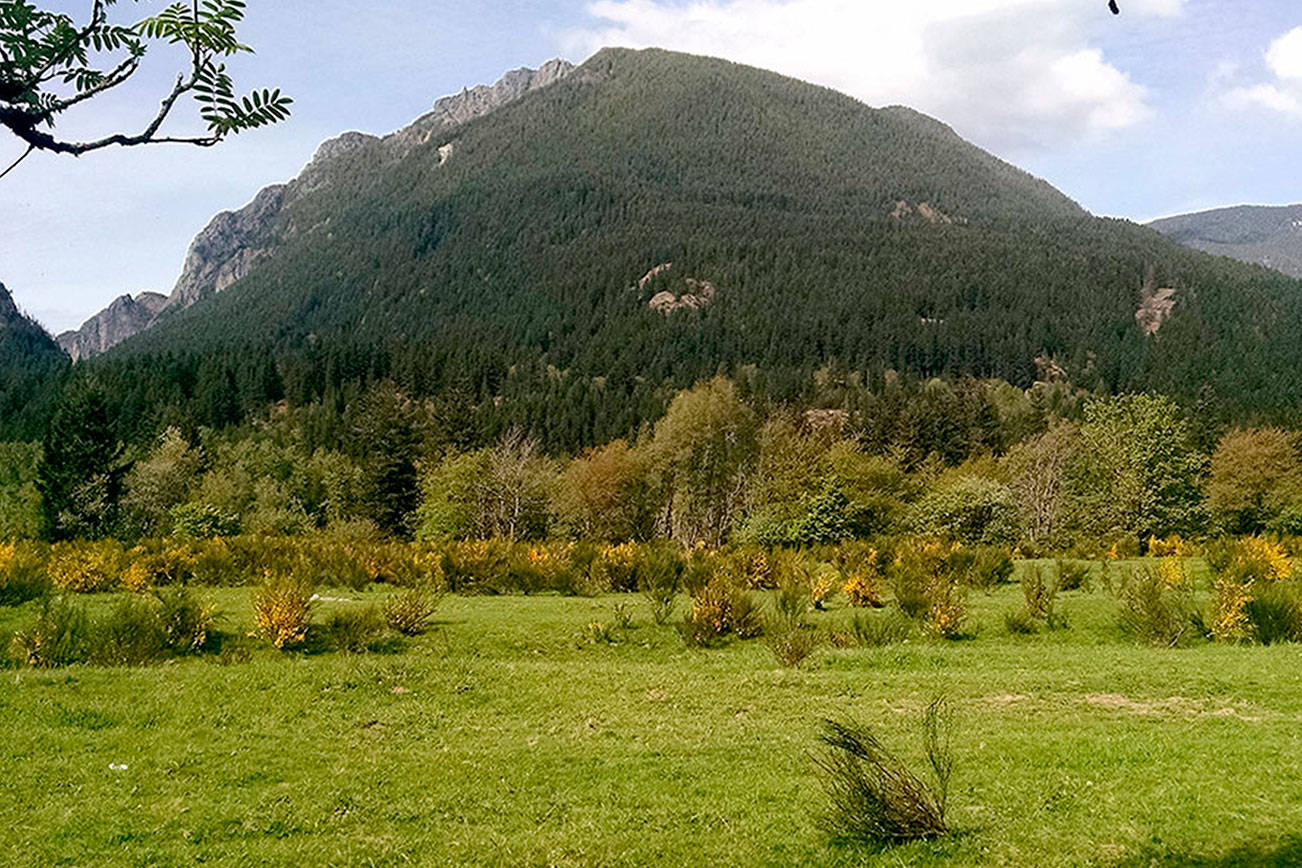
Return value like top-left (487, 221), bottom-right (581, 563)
top-left (3, 566), bottom-right (1302, 867)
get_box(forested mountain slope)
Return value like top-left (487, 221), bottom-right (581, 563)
top-left (1150, 203), bottom-right (1302, 278)
top-left (0, 283), bottom-right (67, 440)
top-left (74, 48), bottom-right (1302, 449)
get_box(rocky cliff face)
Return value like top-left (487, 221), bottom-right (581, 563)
top-left (66, 58), bottom-right (576, 358)
top-left (56, 291), bottom-right (168, 361)
top-left (0, 283), bottom-right (17, 322)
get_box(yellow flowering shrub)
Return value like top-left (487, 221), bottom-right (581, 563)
top-left (1211, 575), bottom-right (1253, 643)
top-left (251, 572), bottom-right (313, 649)
top-left (46, 541), bottom-right (122, 593)
top-left (1237, 537), bottom-right (1292, 582)
top-left (593, 542), bottom-right (640, 592)
top-left (1157, 557), bottom-right (1191, 589)
top-left (810, 563), bottom-right (839, 609)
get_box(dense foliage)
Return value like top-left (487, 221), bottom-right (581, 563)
top-left (9, 373), bottom-right (1302, 552)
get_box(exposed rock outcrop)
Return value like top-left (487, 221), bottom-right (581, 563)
top-left (1136, 285), bottom-right (1177, 337)
top-left (384, 59), bottom-right (575, 158)
top-left (56, 292), bottom-right (167, 361)
top-left (649, 278), bottom-right (717, 313)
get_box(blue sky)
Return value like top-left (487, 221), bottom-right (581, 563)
top-left (3, 0), bottom-right (1301, 333)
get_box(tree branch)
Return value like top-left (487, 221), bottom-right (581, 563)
top-left (0, 72), bottom-right (218, 156)
top-left (0, 142), bottom-right (35, 180)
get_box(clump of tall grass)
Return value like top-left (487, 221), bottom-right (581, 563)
top-left (849, 610), bottom-right (913, 647)
top-left (639, 545), bottom-right (682, 625)
top-left (10, 596), bottom-right (91, 667)
top-left (326, 605), bottom-right (385, 652)
top-left (10, 588), bottom-right (215, 667)
top-left (814, 698), bottom-right (954, 848)
top-left (1055, 559), bottom-right (1091, 592)
top-left (1244, 581), bottom-right (1302, 645)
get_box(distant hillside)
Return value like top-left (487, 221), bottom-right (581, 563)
top-left (1150, 204), bottom-right (1302, 278)
top-left (46, 47), bottom-right (1302, 448)
top-left (0, 283), bottom-right (67, 440)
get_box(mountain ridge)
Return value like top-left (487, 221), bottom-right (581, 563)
top-left (41, 47), bottom-right (1302, 448)
top-left (1150, 203), bottom-right (1302, 278)
top-left (59, 58), bottom-right (578, 359)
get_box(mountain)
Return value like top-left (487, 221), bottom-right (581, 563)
top-left (60, 60), bottom-right (577, 360)
top-left (70, 48), bottom-right (1302, 448)
top-left (1149, 204), bottom-right (1302, 278)
top-left (0, 283), bottom-right (68, 440)
top-left (57, 292), bottom-right (168, 361)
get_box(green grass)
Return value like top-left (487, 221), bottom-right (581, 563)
top-left (2, 574), bottom-right (1302, 866)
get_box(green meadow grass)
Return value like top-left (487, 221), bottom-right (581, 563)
top-left (2, 568), bottom-right (1302, 866)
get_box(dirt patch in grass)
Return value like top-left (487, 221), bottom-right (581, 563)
top-left (1083, 693), bottom-right (1265, 721)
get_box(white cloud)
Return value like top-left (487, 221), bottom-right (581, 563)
top-left (1225, 26), bottom-right (1302, 118)
top-left (1266, 26), bottom-right (1302, 81)
top-left (560, 0), bottom-right (1182, 150)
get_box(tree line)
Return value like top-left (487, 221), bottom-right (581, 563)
top-left (6, 372), bottom-right (1299, 550)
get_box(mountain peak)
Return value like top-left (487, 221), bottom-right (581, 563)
top-left (57, 291), bottom-right (167, 361)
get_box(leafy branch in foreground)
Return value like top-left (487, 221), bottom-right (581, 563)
top-left (814, 698), bottom-right (954, 847)
top-left (0, 0), bottom-right (290, 176)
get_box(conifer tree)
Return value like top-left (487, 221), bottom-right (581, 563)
top-left (36, 383), bottom-right (126, 539)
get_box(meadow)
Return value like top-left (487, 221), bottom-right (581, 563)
top-left (3, 555), bottom-right (1302, 867)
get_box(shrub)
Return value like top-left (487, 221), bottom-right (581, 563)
top-left (1056, 560), bottom-right (1091, 592)
top-left (326, 605), bottom-right (385, 652)
top-left (251, 573), bottom-right (313, 649)
top-left (850, 611), bottom-right (912, 647)
top-left (888, 541), bottom-right (971, 638)
top-left (814, 698), bottom-right (953, 847)
top-left (592, 542), bottom-right (640, 592)
top-left (1244, 581), bottom-right (1302, 645)
top-left (765, 622), bottom-right (822, 667)
top-left (907, 477), bottom-right (1020, 544)
top-left (838, 544), bottom-right (885, 608)
top-left (639, 547), bottom-right (682, 626)
top-left (810, 563), bottom-right (840, 610)
top-left (1118, 563), bottom-right (1197, 647)
top-left (682, 579), bottom-right (762, 647)
top-left (93, 596), bottom-right (168, 666)
top-left (1207, 539), bottom-right (1297, 643)
top-left (1020, 565), bottom-right (1065, 630)
top-left (11, 597), bottom-right (91, 667)
top-left (156, 587), bottom-right (215, 654)
top-left (46, 541), bottom-right (122, 593)
top-left (0, 542), bottom-right (49, 605)
top-left (923, 578), bottom-right (971, 640)
top-left (966, 547), bottom-right (1014, 590)
top-left (383, 587), bottom-right (441, 636)
top-left (1210, 573), bottom-right (1253, 643)
top-left (440, 540), bottom-right (511, 593)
